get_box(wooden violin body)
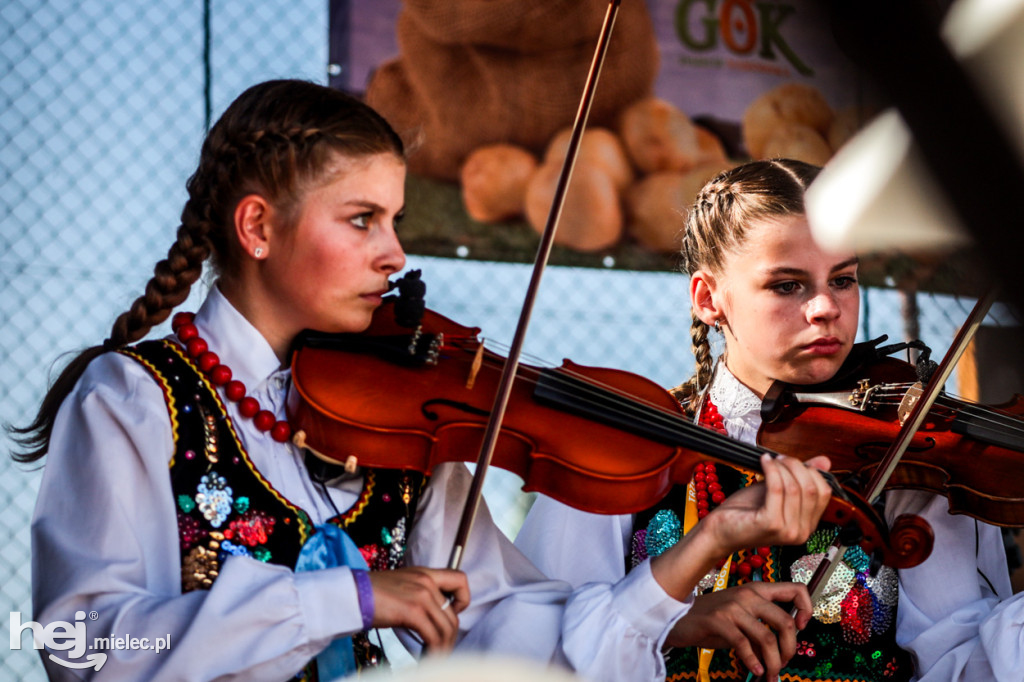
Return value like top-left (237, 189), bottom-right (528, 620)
top-left (760, 346), bottom-right (1024, 527)
top-left (287, 299), bottom-right (933, 569)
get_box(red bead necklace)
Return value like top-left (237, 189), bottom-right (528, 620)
top-left (172, 311), bottom-right (293, 444)
top-left (696, 398), bottom-right (770, 582)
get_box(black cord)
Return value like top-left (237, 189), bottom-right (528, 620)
top-left (975, 520), bottom-right (999, 596)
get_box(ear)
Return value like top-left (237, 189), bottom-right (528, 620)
top-left (234, 194), bottom-right (272, 259)
top-left (689, 269), bottom-right (722, 327)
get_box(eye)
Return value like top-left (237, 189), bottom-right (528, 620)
top-left (771, 281), bottom-right (800, 295)
top-left (832, 275), bottom-right (858, 289)
top-left (350, 213), bottom-right (371, 230)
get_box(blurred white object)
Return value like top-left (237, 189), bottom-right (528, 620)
top-left (806, 0), bottom-right (1024, 252)
top-left (361, 655), bottom-right (589, 682)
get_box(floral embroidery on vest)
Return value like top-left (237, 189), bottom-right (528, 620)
top-left (123, 340), bottom-right (428, 677)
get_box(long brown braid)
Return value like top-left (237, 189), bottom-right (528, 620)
top-left (11, 80), bottom-right (405, 462)
top-left (670, 159), bottom-right (820, 415)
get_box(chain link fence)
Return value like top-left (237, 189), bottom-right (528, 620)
top-left (2, 1), bottom-right (1019, 679)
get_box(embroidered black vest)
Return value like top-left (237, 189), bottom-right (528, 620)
top-left (122, 340), bottom-right (427, 679)
top-left (630, 465), bottom-right (913, 682)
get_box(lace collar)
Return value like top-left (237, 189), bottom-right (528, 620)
top-left (708, 362), bottom-right (763, 445)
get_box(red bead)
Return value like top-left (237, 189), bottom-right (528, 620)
top-left (253, 410), bottom-right (276, 432)
top-left (711, 490), bottom-right (726, 504)
top-left (694, 471), bottom-right (706, 483)
top-left (172, 312), bottom-right (195, 330)
top-left (697, 501), bottom-right (709, 511)
top-left (225, 380), bottom-right (246, 402)
top-left (186, 337), bottom-right (208, 358)
top-left (757, 546), bottom-right (771, 556)
top-left (177, 323), bottom-right (199, 342)
top-left (735, 561), bottom-right (752, 578)
top-left (198, 351), bottom-right (220, 372)
top-left (271, 421), bottom-right (292, 443)
top-left (694, 462), bottom-right (705, 473)
top-left (210, 364), bottom-right (232, 385)
top-left (708, 482), bottom-right (721, 493)
top-left (698, 509), bottom-right (709, 519)
top-left (748, 555), bottom-right (765, 569)
top-left (705, 463), bottom-right (716, 473)
top-left (696, 490), bottom-right (708, 501)
top-left (238, 397), bottom-right (260, 418)
top-left (706, 472), bottom-right (718, 484)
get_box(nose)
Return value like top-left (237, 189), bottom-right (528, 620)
top-left (806, 289), bottom-right (841, 323)
top-left (376, 223), bottom-right (406, 274)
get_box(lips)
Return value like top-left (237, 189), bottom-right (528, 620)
top-left (804, 337), bottom-right (842, 354)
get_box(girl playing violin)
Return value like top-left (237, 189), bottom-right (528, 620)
top-left (516, 158), bottom-right (1012, 682)
top-left (13, 80), bottom-right (852, 681)
top-left (14, 79), bottom-right (583, 681)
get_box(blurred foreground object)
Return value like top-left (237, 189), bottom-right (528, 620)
top-left (806, 0), bottom-right (1024, 259)
top-left (363, 655), bottom-right (589, 682)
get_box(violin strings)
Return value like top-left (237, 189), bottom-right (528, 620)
top-left (467, 340), bottom-right (773, 470)
top-left (789, 380), bottom-right (1024, 443)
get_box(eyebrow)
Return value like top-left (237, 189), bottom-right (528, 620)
top-left (763, 257), bottom-right (860, 278)
top-left (346, 199), bottom-right (405, 215)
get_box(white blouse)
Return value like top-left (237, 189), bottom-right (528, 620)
top-left (515, 364), bottom-right (1016, 682)
top-left (31, 286), bottom-right (574, 681)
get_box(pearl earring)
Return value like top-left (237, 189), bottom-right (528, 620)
top-left (254, 247), bottom-right (264, 258)
top-left (714, 320), bottom-right (721, 332)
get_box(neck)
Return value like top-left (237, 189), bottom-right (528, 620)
top-left (216, 279), bottom-right (293, 364)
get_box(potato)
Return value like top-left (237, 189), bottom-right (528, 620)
top-left (761, 123), bottom-right (832, 166)
top-left (460, 144), bottom-right (539, 222)
top-left (626, 161), bottom-right (733, 252)
top-left (695, 125), bottom-right (728, 165)
top-left (742, 83), bottom-right (833, 159)
top-left (827, 106), bottom-right (865, 152)
top-left (524, 162), bottom-right (623, 252)
top-left (618, 97), bottom-right (701, 174)
top-left (544, 127), bottom-right (634, 190)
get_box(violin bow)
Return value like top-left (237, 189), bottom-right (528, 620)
top-left (446, 0), bottom-right (624, 572)
top-left (747, 287), bottom-right (998, 681)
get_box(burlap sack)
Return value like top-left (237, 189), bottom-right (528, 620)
top-left (366, 0), bottom-right (659, 182)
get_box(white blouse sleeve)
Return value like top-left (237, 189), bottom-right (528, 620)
top-left (888, 490), bottom-right (1012, 681)
top-left (512, 494), bottom-right (692, 682)
top-left (31, 353), bottom-right (363, 681)
top-left (401, 464), bottom-right (574, 662)
top-left (978, 591), bottom-right (1024, 680)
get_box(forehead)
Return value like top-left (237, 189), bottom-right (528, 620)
top-left (724, 214), bottom-right (856, 276)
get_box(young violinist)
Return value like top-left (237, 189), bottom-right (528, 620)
top-left (14, 81), bottom-right (841, 682)
top-left (15, 79), bottom-right (578, 681)
top-left (515, 158), bottom-right (1012, 682)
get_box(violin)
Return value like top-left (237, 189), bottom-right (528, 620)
top-left (759, 338), bottom-right (1024, 527)
top-left (286, 292), bottom-right (933, 570)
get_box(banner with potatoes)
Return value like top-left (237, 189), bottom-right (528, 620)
top-left (330, 0), bottom-right (879, 269)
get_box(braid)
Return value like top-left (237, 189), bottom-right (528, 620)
top-left (670, 313), bottom-right (714, 416)
top-left (11, 79), bottom-right (404, 463)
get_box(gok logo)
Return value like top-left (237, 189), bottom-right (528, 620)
top-left (676, 0), bottom-right (813, 76)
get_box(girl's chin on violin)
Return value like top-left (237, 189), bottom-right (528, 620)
top-left (781, 353), bottom-right (847, 386)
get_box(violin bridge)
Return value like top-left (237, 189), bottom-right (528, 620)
top-left (897, 382), bottom-right (924, 426)
top-left (466, 341), bottom-right (484, 389)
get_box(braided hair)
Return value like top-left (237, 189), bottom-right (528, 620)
top-left (670, 159), bottom-right (820, 414)
top-left (12, 80), bottom-right (405, 462)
